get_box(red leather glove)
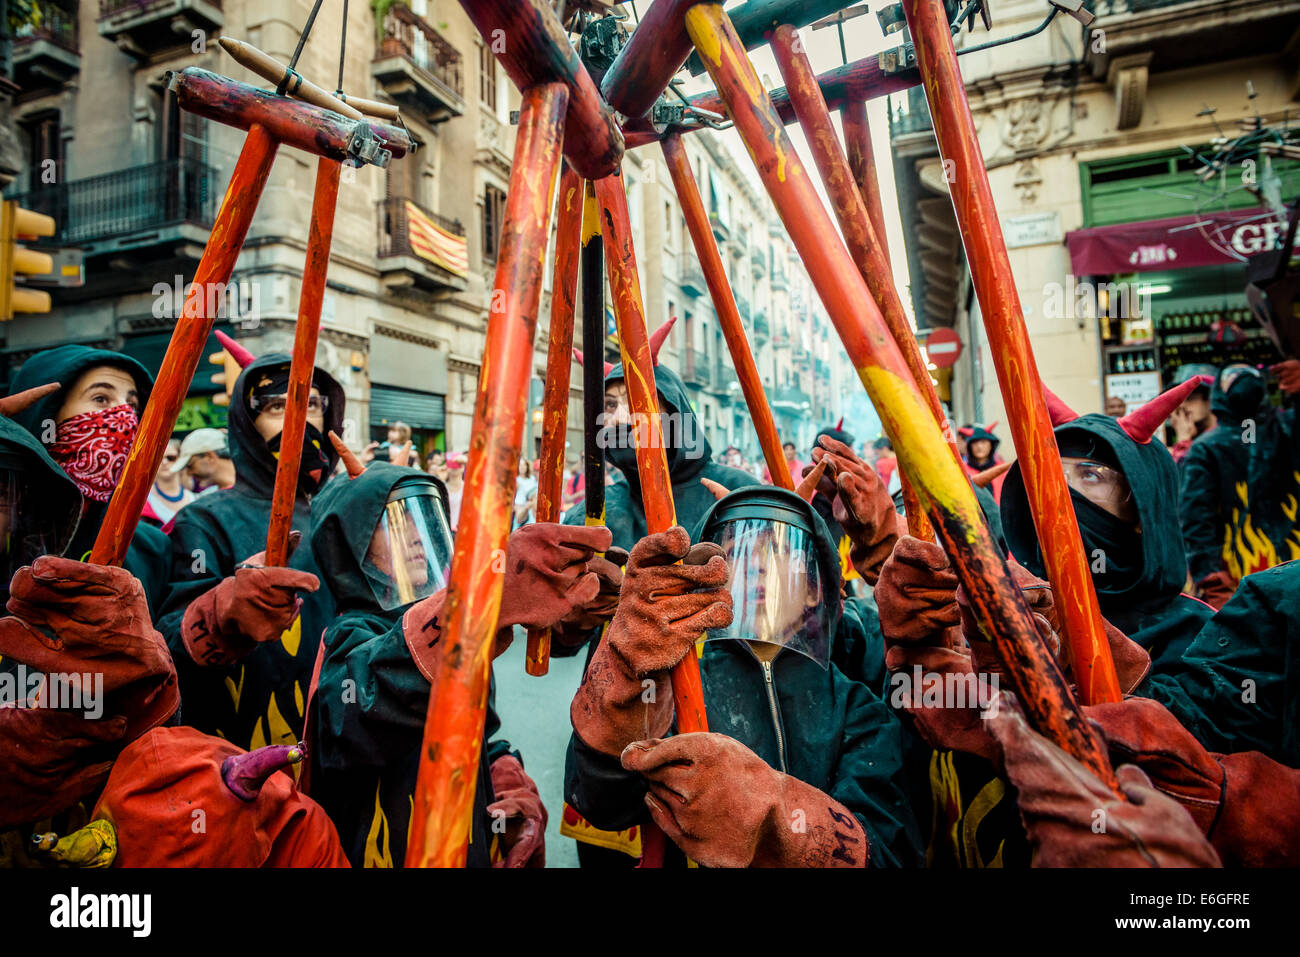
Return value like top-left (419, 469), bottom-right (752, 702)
top-left (1, 556), bottom-right (178, 742)
top-left (495, 523), bottom-right (613, 630)
top-left (986, 694), bottom-right (1221, 868)
top-left (487, 755), bottom-right (547, 868)
top-left (875, 535), bottom-right (961, 648)
top-left (0, 556), bottom-right (180, 826)
top-left (1086, 696), bottom-right (1300, 867)
top-left (1193, 570), bottom-right (1236, 611)
top-left (1271, 358), bottom-right (1300, 396)
top-left (955, 564), bottom-right (1151, 694)
top-left (561, 546), bottom-right (628, 632)
top-left (570, 527), bottom-right (732, 756)
top-left (0, 708), bottom-right (127, 829)
top-left (181, 548), bottom-right (320, 667)
top-left (621, 733), bottom-right (868, 868)
top-left (810, 434), bottom-right (899, 584)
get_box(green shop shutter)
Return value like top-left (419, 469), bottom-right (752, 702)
top-left (370, 385), bottom-right (446, 432)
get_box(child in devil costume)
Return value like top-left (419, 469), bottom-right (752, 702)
top-left (874, 377), bottom-right (1221, 866)
top-left (565, 479), bottom-right (924, 869)
top-left (6, 346), bottom-right (171, 617)
top-left (0, 397), bottom-right (347, 868)
top-left (156, 332), bottom-right (344, 750)
top-left (307, 445), bottom-right (612, 867)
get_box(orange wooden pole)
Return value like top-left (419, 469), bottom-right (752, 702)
top-left (660, 133), bottom-right (792, 492)
top-left (91, 124), bottom-right (279, 565)
top-left (840, 100), bottom-right (890, 275)
top-left (684, 2), bottom-right (1116, 787)
top-left (525, 162), bottom-right (584, 677)
top-left (266, 157), bottom-right (341, 567)
top-left (594, 171), bottom-right (709, 735)
top-left (405, 82), bottom-right (570, 867)
top-left (770, 24), bottom-right (949, 540)
top-left (902, 0), bottom-right (1121, 706)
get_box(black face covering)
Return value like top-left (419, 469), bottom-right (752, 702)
top-left (1224, 373), bottom-right (1266, 419)
top-left (265, 421), bottom-right (332, 497)
top-left (1071, 488), bottom-right (1141, 595)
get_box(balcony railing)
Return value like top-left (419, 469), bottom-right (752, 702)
top-left (7, 157), bottom-right (216, 245)
top-left (684, 349), bottom-right (712, 385)
top-left (374, 3), bottom-right (463, 117)
top-left (377, 195), bottom-right (464, 258)
top-left (14, 0), bottom-right (79, 53)
top-left (99, 0), bottom-right (222, 16)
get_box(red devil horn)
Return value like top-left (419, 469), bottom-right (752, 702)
top-left (572, 346), bottom-right (616, 377)
top-left (649, 315), bottom-right (677, 366)
top-left (214, 330), bottom-right (256, 369)
top-left (1118, 375), bottom-right (1213, 445)
top-left (221, 743), bottom-right (304, 802)
top-left (984, 420), bottom-right (999, 434)
top-left (972, 460), bottom-right (1013, 488)
top-left (1041, 385), bottom-right (1079, 427)
top-left (329, 431), bottom-right (366, 478)
top-left (0, 382), bottom-right (59, 418)
top-left (835, 417), bottom-right (844, 431)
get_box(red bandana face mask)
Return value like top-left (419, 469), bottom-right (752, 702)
top-left (48, 403), bottom-right (139, 502)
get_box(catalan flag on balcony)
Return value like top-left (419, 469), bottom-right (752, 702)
top-left (405, 200), bottom-right (468, 277)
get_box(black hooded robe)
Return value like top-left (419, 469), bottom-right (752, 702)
top-left (156, 351), bottom-right (344, 749)
top-left (306, 461), bottom-right (516, 867)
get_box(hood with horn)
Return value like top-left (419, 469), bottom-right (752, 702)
top-left (1001, 380), bottom-right (1198, 617)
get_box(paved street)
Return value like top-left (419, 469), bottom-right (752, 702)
top-left (493, 628), bottom-right (587, 868)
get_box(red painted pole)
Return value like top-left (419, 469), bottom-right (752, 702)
top-left (91, 124), bottom-right (280, 565)
top-left (405, 82), bottom-right (570, 867)
top-left (171, 69), bottom-right (411, 164)
top-left (902, 0), bottom-right (1122, 706)
top-left (660, 133), bottom-right (792, 492)
top-left (684, 3), bottom-right (1116, 787)
top-left (456, 0), bottom-right (621, 181)
top-left (265, 157), bottom-right (341, 567)
top-left (769, 25), bottom-right (940, 540)
top-left (525, 163), bottom-right (584, 677)
top-left (840, 100), bottom-right (890, 275)
top-left (594, 171), bottom-right (709, 735)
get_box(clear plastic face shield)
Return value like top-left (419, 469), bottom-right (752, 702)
top-left (704, 517), bottom-right (832, 667)
top-left (362, 481), bottom-right (454, 611)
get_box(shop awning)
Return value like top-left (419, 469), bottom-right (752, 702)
top-left (1066, 208), bottom-right (1297, 275)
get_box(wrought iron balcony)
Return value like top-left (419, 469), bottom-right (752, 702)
top-left (97, 0), bottom-right (224, 60)
top-left (373, 3), bottom-right (464, 123)
top-left (12, 0), bottom-right (81, 96)
top-left (679, 253), bottom-right (707, 297)
top-left (770, 383), bottom-right (809, 411)
top-left (752, 310), bottom-right (770, 338)
top-left (683, 348), bottom-right (712, 386)
top-left (376, 195), bottom-right (468, 293)
top-left (750, 245), bottom-right (766, 275)
top-left (7, 156), bottom-right (216, 249)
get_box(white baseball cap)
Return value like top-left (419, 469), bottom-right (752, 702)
top-left (171, 428), bottom-right (229, 474)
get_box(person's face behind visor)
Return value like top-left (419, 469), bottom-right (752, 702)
top-left (705, 517), bottom-right (830, 667)
top-left (362, 484), bottom-right (454, 610)
top-left (1060, 455), bottom-right (1136, 523)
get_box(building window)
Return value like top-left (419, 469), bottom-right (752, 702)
top-left (479, 44), bottom-right (498, 112)
top-left (483, 184), bottom-right (507, 261)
